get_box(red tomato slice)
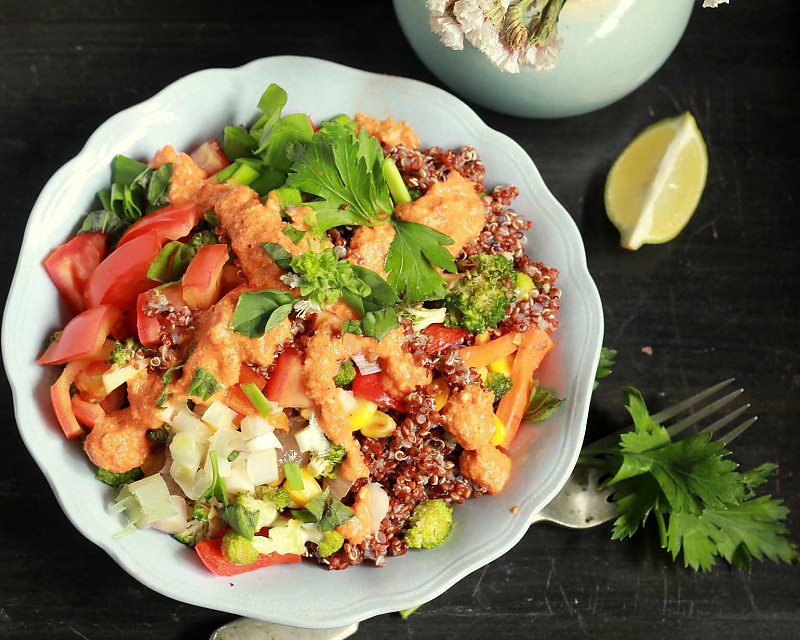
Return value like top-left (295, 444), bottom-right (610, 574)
top-left (136, 284), bottom-right (185, 346)
top-left (190, 139), bottom-right (229, 175)
top-left (239, 364), bottom-right (267, 391)
top-left (351, 371), bottom-right (406, 412)
top-left (116, 203), bottom-right (202, 248)
top-left (38, 305), bottom-right (122, 365)
top-left (194, 538), bottom-right (301, 576)
top-left (182, 243), bottom-right (229, 309)
top-left (43, 232), bottom-right (107, 314)
top-left (71, 395), bottom-right (105, 429)
top-left (220, 263), bottom-right (246, 296)
top-left (84, 232), bottom-right (163, 311)
top-left (421, 324), bottom-right (469, 354)
top-left (265, 349), bottom-right (313, 409)
top-left (51, 362), bottom-right (89, 439)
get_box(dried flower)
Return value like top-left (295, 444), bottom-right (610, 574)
top-left (702, 0), bottom-right (729, 6)
top-left (293, 299), bottom-right (321, 319)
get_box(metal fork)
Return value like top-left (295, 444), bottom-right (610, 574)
top-left (529, 379), bottom-right (758, 529)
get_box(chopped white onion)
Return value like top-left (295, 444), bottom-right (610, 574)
top-left (294, 414), bottom-right (329, 454)
top-left (351, 353), bottom-right (381, 376)
top-left (188, 468), bottom-right (213, 501)
top-left (101, 364), bottom-right (139, 394)
top-left (246, 449), bottom-right (279, 486)
top-left (240, 415), bottom-right (274, 440)
top-left (169, 432), bottom-right (204, 469)
top-left (201, 401), bottom-right (237, 432)
top-left (247, 432), bottom-right (283, 453)
top-left (151, 495), bottom-right (188, 534)
top-left (324, 474), bottom-right (353, 501)
top-left (226, 458), bottom-right (254, 495)
top-left (209, 430), bottom-right (246, 477)
top-left (171, 408), bottom-right (211, 443)
top-left (361, 483), bottom-right (390, 535)
top-left (115, 474), bottom-right (177, 528)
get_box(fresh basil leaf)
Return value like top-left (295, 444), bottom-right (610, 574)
top-left (361, 307), bottom-right (399, 341)
top-left (306, 487), bottom-right (330, 521)
top-left (187, 368), bottom-right (223, 401)
top-left (79, 209), bottom-right (127, 236)
top-left (146, 163), bottom-right (173, 208)
top-left (523, 380), bottom-right (564, 423)
top-left (349, 265), bottom-right (400, 312)
top-left (290, 509), bottom-right (319, 523)
top-left (230, 290), bottom-right (296, 338)
top-left (221, 504), bottom-right (259, 540)
top-left (204, 210), bottom-right (221, 227)
top-left (147, 241), bottom-right (193, 283)
top-left (284, 225), bottom-right (307, 245)
top-left (319, 499), bottom-right (354, 532)
top-left (200, 450), bottom-right (228, 506)
top-left (113, 155), bottom-right (149, 186)
top-left (261, 242), bottom-right (292, 271)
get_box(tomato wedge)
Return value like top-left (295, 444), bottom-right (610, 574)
top-left (265, 349), bottom-right (312, 409)
top-left (116, 203), bottom-right (202, 248)
top-left (38, 305), bottom-right (122, 365)
top-left (136, 284), bottom-right (185, 346)
top-left (190, 139), bottom-right (229, 175)
top-left (71, 395), bottom-right (105, 429)
top-left (51, 362), bottom-right (90, 439)
top-left (194, 538), bottom-right (301, 576)
top-left (224, 364), bottom-right (270, 418)
top-left (43, 232), bottom-right (107, 314)
top-left (351, 371), bottom-right (405, 412)
top-left (84, 232), bottom-right (162, 312)
top-left (421, 324), bottom-right (469, 354)
top-left (182, 243), bottom-right (229, 309)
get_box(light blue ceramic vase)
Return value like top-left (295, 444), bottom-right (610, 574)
top-left (394, 0), bottom-right (695, 119)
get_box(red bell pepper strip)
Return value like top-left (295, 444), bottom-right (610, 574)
top-left (189, 139), bottom-right (230, 175)
top-left (50, 361), bottom-right (91, 439)
top-left (43, 232), bottom-right (107, 314)
top-left (116, 203), bottom-right (202, 247)
top-left (71, 395), bottom-right (105, 429)
top-left (351, 371), bottom-right (406, 412)
top-left (421, 324), bottom-right (469, 354)
top-left (239, 364), bottom-right (267, 391)
top-left (265, 348), bottom-right (313, 409)
top-left (38, 304), bottom-right (122, 365)
top-left (194, 538), bottom-right (301, 576)
top-left (182, 243), bottom-right (229, 309)
top-left (84, 231), bottom-right (163, 312)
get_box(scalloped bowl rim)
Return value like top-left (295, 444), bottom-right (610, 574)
top-left (2, 56), bottom-right (602, 628)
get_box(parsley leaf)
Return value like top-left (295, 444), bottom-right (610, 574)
top-left (594, 347), bottom-right (617, 390)
top-left (385, 219), bottom-right (457, 303)
top-left (361, 307), bottom-right (400, 341)
top-left (523, 380), bottom-right (564, 423)
top-left (290, 248), bottom-right (370, 307)
top-left (187, 368), bottom-right (223, 401)
top-left (287, 121), bottom-right (392, 231)
top-left (230, 290), bottom-right (295, 338)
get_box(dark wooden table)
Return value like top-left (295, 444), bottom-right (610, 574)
top-left (1, 1), bottom-right (798, 638)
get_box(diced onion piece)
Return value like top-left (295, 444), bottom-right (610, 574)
top-left (324, 474), bottom-right (354, 501)
top-left (172, 408), bottom-right (211, 443)
top-left (188, 468), bottom-right (212, 501)
top-left (251, 519), bottom-right (323, 556)
top-left (226, 458), bottom-right (255, 495)
top-left (101, 364), bottom-right (139, 394)
top-left (209, 429), bottom-right (246, 477)
top-left (247, 432), bottom-right (283, 453)
top-left (240, 415), bottom-right (274, 440)
top-left (151, 495), bottom-right (188, 534)
top-left (294, 414), bottom-right (329, 454)
top-left (201, 401), bottom-right (237, 432)
top-left (247, 449), bottom-right (279, 485)
top-left (351, 353), bottom-right (381, 376)
top-left (169, 432), bottom-right (204, 469)
top-left (114, 474), bottom-right (177, 529)
top-left (361, 483), bottom-right (390, 535)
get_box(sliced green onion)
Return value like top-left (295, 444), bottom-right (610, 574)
top-left (240, 382), bottom-right (273, 417)
top-left (283, 462), bottom-right (304, 491)
top-left (383, 157), bottom-right (412, 204)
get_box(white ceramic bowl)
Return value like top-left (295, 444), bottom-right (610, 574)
top-left (2, 56), bottom-right (602, 627)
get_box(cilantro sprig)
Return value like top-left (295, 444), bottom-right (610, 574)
top-left (580, 387), bottom-right (798, 571)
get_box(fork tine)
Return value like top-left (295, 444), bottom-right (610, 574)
top-left (651, 378), bottom-right (735, 424)
top-left (665, 389), bottom-right (744, 438)
top-left (718, 416), bottom-right (758, 444)
top-left (698, 404), bottom-right (750, 435)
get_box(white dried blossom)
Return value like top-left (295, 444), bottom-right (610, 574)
top-left (430, 14), bottom-right (465, 50)
top-left (280, 273), bottom-right (302, 289)
top-left (485, 42), bottom-right (521, 73)
top-left (522, 37), bottom-right (563, 72)
top-left (293, 299), bottom-right (321, 319)
top-left (702, 0), bottom-right (729, 7)
top-left (426, 0), bottom-right (452, 16)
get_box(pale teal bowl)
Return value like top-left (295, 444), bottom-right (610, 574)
top-left (394, 0), bottom-right (695, 118)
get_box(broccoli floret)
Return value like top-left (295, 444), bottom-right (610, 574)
top-left (407, 306), bottom-right (446, 333)
top-left (192, 502), bottom-right (210, 523)
top-left (173, 519), bottom-right (210, 547)
top-left (221, 531), bottom-right (259, 565)
top-left (317, 530), bottom-right (345, 558)
top-left (95, 467), bottom-right (143, 487)
top-left (187, 229), bottom-right (219, 252)
top-left (108, 337), bottom-right (142, 367)
top-left (234, 492), bottom-right (278, 529)
top-left (326, 444), bottom-right (346, 465)
top-left (444, 254), bottom-right (517, 334)
top-left (333, 359), bottom-right (356, 388)
top-left (404, 499), bottom-right (453, 549)
top-left (484, 371), bottom-right (513, 401)
top-left (146, 424), bottom-right (171, 443)
top-left (255, 485), bottom-right (291, 511)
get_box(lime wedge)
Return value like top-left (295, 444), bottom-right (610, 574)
top-left (605, 112), bottom-right (708, 250)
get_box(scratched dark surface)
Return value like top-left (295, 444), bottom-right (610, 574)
top-left (1, 1), bottom-right (799, 638)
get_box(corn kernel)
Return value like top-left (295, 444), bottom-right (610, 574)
top-left (516, 272), bottom-right (535, 300)
top-left (299, 409), bottom-right (312, 420)
top-left (477, 366), bottom-right (489, 383)
top-left (491, 414), bottom-right (507, 446)
top-left (425, 369), bottom-right (434, 385)
top-left (431, 378), bottom-right (450, 411)
top-left (488, 354), bottom-right (514, 377)
top-left (349, 397), bottom-right (377, 431)
top-left (284, 467), bottom-right (322, 507)
top-left (360, 410), bottom-right (397, 438)
top-left (474, 332), bottom-right (491, 346)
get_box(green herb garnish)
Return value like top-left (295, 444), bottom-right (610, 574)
top-left (187, 368), bottom-right (223, 401)
top-left (523, 380), bottom-right (564, 423)
top-left (594, 347), bottom-right (617, 390)
top-left (283, 462), bottom-right (304, 491)
top-left (240, 383), bottom-right (272, 417)
top-left (229, 290), bottom-right (295, 338)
